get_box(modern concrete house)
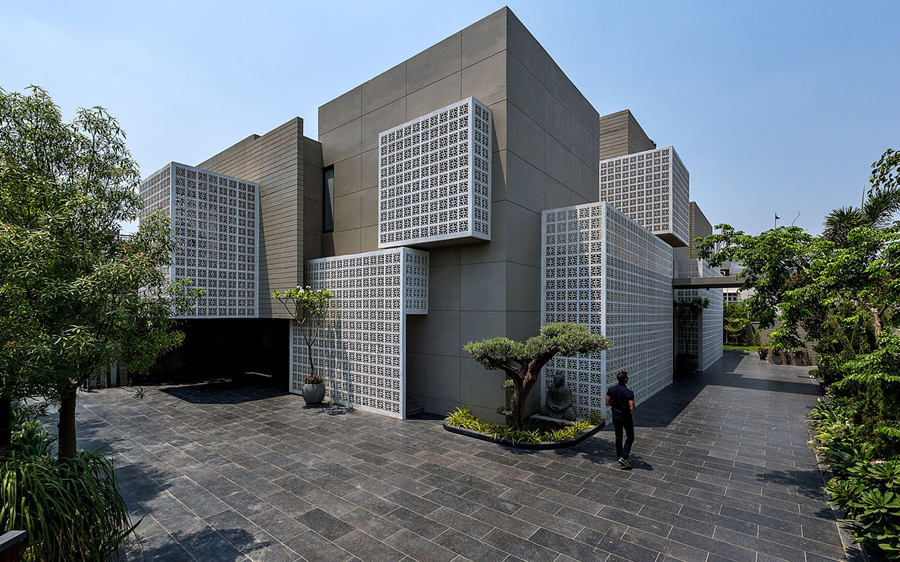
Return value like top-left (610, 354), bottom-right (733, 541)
top-left (140, 6), bottom-right (723, 422)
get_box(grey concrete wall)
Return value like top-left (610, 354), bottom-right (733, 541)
top-left (303, 137), bottom-right (324, 261)
top-left (688, 201), bottom-right (713, 260)
top-left (598, 109), bottom-right (656, 161)
top-left (198, 118), bottom-right (312, 319)
top-left (317, 7), bottom-right (599, 422)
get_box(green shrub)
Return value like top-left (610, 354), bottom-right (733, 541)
top-left (811, 400), bottom-right (900, 558)
top-left (445, 408), bottom-right (601, 444)
top-left (0, 404), bottom-right (136, 561)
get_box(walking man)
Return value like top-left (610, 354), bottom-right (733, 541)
top-left (606, 371), bottom-right (635, 469)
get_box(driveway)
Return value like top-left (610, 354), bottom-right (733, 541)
top-left (75, 351), bottom-right (855, 561)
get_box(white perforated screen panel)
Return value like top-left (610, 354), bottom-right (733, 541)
top-left (599, 146), bottom-right (689, 247)
top-left (542, 202), bottom-right (673, 419)
top-left (139, 162), bottom-right (259, 318)
top-left (378, 97), bottom-right (491, 248)
top-left (292, 248), bottom-right (429, 419)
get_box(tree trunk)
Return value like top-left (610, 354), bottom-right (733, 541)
top-left (509, 385), bottom-right (524, 430)
top-left (0, 392), bottom-right (11, 458)
top-left (57, 386), bottom-right (78, 460)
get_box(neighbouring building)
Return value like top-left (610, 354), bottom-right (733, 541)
top-left (140, 6), bottom-right (723, 422)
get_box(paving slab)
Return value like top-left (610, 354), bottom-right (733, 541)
top-left (76, 351), bottom-right (861, 561)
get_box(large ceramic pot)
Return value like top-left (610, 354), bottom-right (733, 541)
top-left (301, 383), bottom-right (326, 405)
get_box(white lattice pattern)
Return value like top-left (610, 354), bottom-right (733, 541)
top-left (292, 248), bottom-right (429, 419)
top-left (378, 97), bottom-right (491, 248)
top-left (542, 202), bottom-right (673, 419)
top-left (139, 163), bottom-right (259, 318)
top-left (599, 146), bottom-right (690, 247)
top-left (702, 287), bottom-right (723, 370)
top-left (676, 287), bottom-right (724, 370)
top-left (675, 258), bottom-right (720, 279)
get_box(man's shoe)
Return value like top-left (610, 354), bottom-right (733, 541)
top-left (618, 457), bottom-right (631, 469)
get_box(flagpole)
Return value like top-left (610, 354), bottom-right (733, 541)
top-left (774, 212), bottom-right (780, 228)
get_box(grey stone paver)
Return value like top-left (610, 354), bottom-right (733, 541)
top-left (75, 351), bottom-right (860, 561)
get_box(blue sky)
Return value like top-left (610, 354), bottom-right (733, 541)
top-left (3, 1), bottom-right (897, 236)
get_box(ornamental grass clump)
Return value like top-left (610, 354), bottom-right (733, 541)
top-left (0, 404), bottom-right (136, 561)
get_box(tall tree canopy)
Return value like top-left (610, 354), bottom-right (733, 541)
top-left (697, 149), bottom-right (900, 452)
top-left (0, 86), bottom-right (196, 459)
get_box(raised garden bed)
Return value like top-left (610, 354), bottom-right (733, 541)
top-left (443, 409), bottom-right (605, 450)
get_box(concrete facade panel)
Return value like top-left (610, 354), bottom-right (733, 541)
top-left (506, 102), bottom-right (545, 172)
top-left (544, 134), bottom-right (574, 189)
top-left (319, 87), bottom-right (361, 135)
top-left (331, 229), bottom-right (360, 255)
top-left (359, 225), bottom-right (377, 253)
top-left (507, 10), bottom-right (550, 86)
top-left (461, 51), bottom-right (507, 107)
top-left (362, 62), bottom-right (407, 115)
top-left (360, 149), bottom-right (378, 190)
top-left (333, 153), bottom-right (361, 198)
top-left (407, 311), bottom-right (461, 357)
top-left (406, 352), bottom-right (461, 403)
top-left (359, 187), bottom-right (378, 228)
top-left (459, 357), bottom-right (505, 420)
top-left (461, 7), bottom-right (507, 68)
top-left (361, 97), bottom-right (406, 154)
top-left (320, 119), bottom-right (361, 166)
top-left (505, 262), bottom-right (541, 312)
top-left (506, 52), bottom-right (547, 130)
top-left (428, 264), bottom-right (462, 312)
top-left (460, 311), bottom-right (506, 347)
top-left (502, 203), bottom-right (542, 268)
top-left (503, 151), bottom-right (548, 212)
top-left (460, 261), bottom-right (506, 311)
top-left (334, 191), bottom-right (361, 231)
top-left (406, 73), bottom-right (462, 120)
top-left (429, 246), bottom-right (461, 267)
top-left (407, 33), bottom-right (462, 94)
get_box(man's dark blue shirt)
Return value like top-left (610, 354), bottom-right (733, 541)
top-left (606, 383), bottom-right (634, 421)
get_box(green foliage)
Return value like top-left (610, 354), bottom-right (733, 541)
top-left (811, 400), bottom-right (900, 558)
top-left (445, 408), bottom-right (601, 444)
top-left (1, 404), bottom-right (136, 561)
top-left (274, 286), bottom-right (332, 378)
top-left (463, 323), bottom-right (610, 429)
top-left (699, 150), bottom-right (900, 557)
top-left (0, 86), bottom-right (199, 458)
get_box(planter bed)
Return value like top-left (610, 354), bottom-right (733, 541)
top-left (442, 419), bottom-right (605, 450)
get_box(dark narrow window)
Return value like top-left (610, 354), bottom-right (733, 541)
top-left (323, 166), bottom-right (334, 233)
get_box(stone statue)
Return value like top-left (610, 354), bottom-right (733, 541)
top-left (541, 371), bottom-right (576, 421)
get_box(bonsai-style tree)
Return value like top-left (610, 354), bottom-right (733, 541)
top-left (464, 323), bottom-right (610, 430)
top-left (273, 286), bottom-right (332, 380)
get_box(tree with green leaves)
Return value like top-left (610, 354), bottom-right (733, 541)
top-left (274, 286), bottom-right (332, 379)
top-left (0, 86), bottom-right (197, 459)
top-left (464, 323), bottom-right (610, 430)
top-left (696, 148), bottom-right (900, 453)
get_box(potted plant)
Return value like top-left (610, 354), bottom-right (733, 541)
top-left (273, 286), bottom-right (332, 402)
top-left (757, 346), bottom-right (769, 360)
top-left (300, 374), bottom-right (326, 405)
top-left (768, 341), bottom-right (783, 364)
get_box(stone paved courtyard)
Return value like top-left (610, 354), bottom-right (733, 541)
top-left (75, 351), bottom-right (857, 561)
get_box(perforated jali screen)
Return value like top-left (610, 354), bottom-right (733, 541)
top-left (139, 162), bottom-right (258, 318)
top-left (542, 202), bottom-right (673, 419)
top-left (292, 248), bottom-right (429, 419)
top-left (378, 97), bottom-right (491, 248)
